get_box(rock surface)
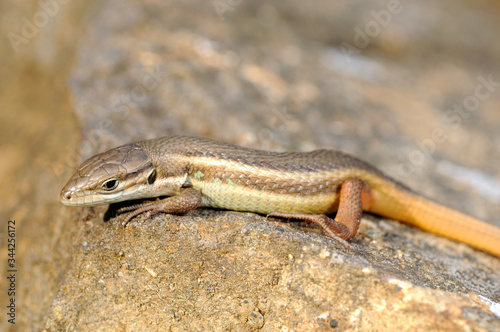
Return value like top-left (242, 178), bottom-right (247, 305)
top-left (1, 0), bottom-right (500, 331)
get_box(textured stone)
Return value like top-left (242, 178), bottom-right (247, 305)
top-left (1, 0), bottom-right (500, 331)
top-left (49, 0), bottom-right (500, 330)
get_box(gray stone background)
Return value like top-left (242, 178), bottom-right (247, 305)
top-left (0, 0), bottom-right (499, 331)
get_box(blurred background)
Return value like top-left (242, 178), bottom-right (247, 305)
top-left (1, 0), bottom-right (499, 330)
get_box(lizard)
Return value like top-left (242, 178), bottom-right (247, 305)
top-left (60, 136), bottom-right (500, 257)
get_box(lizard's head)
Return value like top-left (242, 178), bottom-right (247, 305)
top-left (60, 143), bottom-right (158, 206)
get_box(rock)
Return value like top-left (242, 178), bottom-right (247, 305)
top-left (49, 1), bottom-right (500, 329)
top-left (2, 0), bottom-right (500, 331)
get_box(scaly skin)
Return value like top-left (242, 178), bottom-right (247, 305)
top-left (60, 136), bottom-right (500, 257)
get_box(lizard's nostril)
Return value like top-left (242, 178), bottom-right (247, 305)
top-left (62, 191), bottom-right (72, 200)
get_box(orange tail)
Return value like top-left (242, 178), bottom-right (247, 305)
top-left (367, 183), bottom-right (500, 257)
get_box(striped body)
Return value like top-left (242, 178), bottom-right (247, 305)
top-left (137, 137), bottom-right (402, 214)
top-left (60, 136), bottom-right (500, 257)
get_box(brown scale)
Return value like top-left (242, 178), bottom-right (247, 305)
top-left (59, 136), bottom-right (500, 257)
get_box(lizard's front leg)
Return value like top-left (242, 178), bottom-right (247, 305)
top-left (117, 188), bottom-right (202, 226)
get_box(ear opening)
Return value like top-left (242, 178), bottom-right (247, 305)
top-left (148, 169), bottom-right (157, 185)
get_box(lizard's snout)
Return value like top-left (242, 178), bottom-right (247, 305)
top-left (60, 189), bottom-right (73, 202)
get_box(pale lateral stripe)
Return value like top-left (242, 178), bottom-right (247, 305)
top-left (181, 155), bottom-right (393, 188)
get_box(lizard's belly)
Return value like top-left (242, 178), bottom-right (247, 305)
top-left (195, 180), bottom-right (339, 214)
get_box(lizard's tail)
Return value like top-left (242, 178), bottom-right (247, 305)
top-left (366, 181), bottom-right (500, 257)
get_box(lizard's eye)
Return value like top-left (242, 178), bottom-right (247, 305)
top-left (102, 179), bottom-right (119, 191)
